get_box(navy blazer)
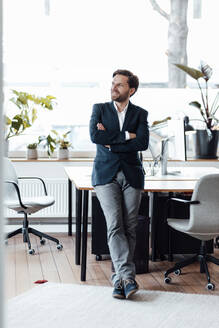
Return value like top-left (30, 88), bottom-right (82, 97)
top-left (89, 101), bottom-right (149, 189)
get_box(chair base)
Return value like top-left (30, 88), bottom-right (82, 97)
top-left (164, 241), bottom-right (219, 289)
top-left (7, 225), bottom-right (61, 254)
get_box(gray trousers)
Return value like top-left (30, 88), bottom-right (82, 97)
top-left (94, 170), bottom-right (142, 285)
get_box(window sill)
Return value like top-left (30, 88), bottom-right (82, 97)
top-left (10, 157), bottom-right (219, 163)
top-left (11, 157), bottom-right (95, 162)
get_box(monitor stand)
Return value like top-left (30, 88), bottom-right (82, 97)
top-left (160, 140), bottom-right (181, 176)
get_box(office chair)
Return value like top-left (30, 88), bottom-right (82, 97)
top-left (4, 157), bottom-right (63, 255)
top-left (215, 236), bottom-right (219, 248)
top-left (164, 173), bottom-right (219, 290)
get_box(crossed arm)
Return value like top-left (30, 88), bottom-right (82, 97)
top-left (89, 104), bottom-right (149, 152)
top-left (97, 123), bottom-right (136, 147)
top-left (90, 105), bottom-right (127, 145)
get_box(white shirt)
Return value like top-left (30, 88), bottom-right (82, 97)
top-left (113, 101), bottom-right (130, 140)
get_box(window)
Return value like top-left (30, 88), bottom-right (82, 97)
top-left (4, 0), bottom-right (219, 156)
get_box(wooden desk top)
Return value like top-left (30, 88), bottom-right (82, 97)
top-left (64, 166), bottom-right (93, 190)
top-left (64, 166), bottom-right (219, 192)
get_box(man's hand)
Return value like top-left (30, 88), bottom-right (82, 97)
top-left (97, 123), bottom-right (106, 131)
top-left (129, 132), bottom-right (136, 139)
top-left (97, 123), bottom-right (110, 148)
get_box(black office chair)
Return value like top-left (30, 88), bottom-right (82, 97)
top-left (4, 157), bottom-right (63, 255)
top-left (164, 174), bottom-right (219, 290)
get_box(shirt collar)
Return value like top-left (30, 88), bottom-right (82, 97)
top-left (113, 101), bottom-right (129, 114)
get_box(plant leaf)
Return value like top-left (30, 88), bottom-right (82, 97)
top-left (151, 117), bottom-right (171, 127)
top-left (11, 89), bottom-right (19, 96)
top-left (32, 108), bottom-right (37, 123)
top-left (174, 64), bottom-right (204, 80)
top-left (199, 61), bottom-right (213, 81)
top-left (51, 129), bottom-right (58, 136)
top-left (17, 92), bottom-right (28, 105)
top-left (11, 115), bottom-right (23, 132)
top-left (62, 130), bottom-right (71, 138)
top-left (189, 101), bottom-right (207, 122)
top-left (189, 101), bottom-right (201, 109)
top-left (38, 135), bottom-right (46, 143)
top-left (5, 116), bottom-right (12, 125)
top-left (10, 97), bottom-right (22, 109)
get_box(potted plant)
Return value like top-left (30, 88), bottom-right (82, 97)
top-left (38, 131), bottom-right (57, 157)
top-left (26, 142), bottom-right (38, 160)
top-left (175, 61), bottom-right (219, 159)
top-left (55, 130), bottom-right (72, 159)
top-left (5, 90), bottom-right (56, 141)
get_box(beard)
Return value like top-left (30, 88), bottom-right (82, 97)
top-left (111, 89), bottom-right (130, 102)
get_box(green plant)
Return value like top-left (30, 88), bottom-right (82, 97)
top-left (53, 130), bottom-right (72, 149)
top-left (175, 62), bottom-right (219, 130)
top-left (27, 143), bottom-right (38, 150)
top-left (151, 116), bottom-right (171, 127)
top-left (38, 131), bottom-right (57, 157)
top-left (5, 90), bottom-right (56, 140)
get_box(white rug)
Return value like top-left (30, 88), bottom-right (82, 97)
top-left (7, 283), bottom-right (219, 328)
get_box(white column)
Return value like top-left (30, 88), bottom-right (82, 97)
top-left (0, 0), bottom-right (5, 326)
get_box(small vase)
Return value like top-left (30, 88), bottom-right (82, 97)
top-left (26, 149), bottom-right (38, 160)
top-left (58, 148), bottom-right (69, 160)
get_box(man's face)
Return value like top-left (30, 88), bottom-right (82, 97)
top-left (111, 74), bottom-right (135, 102)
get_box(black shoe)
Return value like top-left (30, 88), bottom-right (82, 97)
top-left (112, 279), bottom-right (125, 299)
top-left (123, 279), bottom-right (139, 299)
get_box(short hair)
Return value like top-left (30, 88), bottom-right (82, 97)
top-left (112, 69), bottom-right (139, 96)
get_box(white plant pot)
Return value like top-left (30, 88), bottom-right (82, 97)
top-left (58, 148), bottom-right (69, 159)
top-left (26, 149), bottom-right (38, 160)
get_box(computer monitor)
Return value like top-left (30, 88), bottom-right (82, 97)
top-left (149, 118), bottom-right (186, 175)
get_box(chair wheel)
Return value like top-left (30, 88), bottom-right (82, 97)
top-left (206, 283), bottom-right (215, 291)
top-left (40, 239), bottom-right (46, 245)
top-left (57, 244), bottom-right (63, 250)
top-left (96, 255), bottom-right (102, 261)
top-left (164, 276), bottom-right (171, 284)
top-left (29, 249), bottom-right (35, 255)
top-left (174, 269), bottom-right (181, 276)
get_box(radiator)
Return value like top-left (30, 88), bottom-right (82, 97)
top-left (6, 178), bottom-right (92, 218)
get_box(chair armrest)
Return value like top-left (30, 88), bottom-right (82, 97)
top-left (5, 180), bottom-right (27, 209)
top-left (165, 197), bottom-right (200, 222)
top-left (18, 177), bottom-right (48, 195)
top-left (169, 198), bottom-right (200, 205)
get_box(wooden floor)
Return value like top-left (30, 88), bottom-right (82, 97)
top-left (5, 233), bottom-right (219, 299)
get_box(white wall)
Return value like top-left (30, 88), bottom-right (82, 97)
top-left (13, 160), bottom-right (92, 179)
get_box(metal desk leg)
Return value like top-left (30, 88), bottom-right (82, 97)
top-left (68, 179), bottom-right (72, 236)
top-left (150, 192), bottom-right (174, 262)
top-left (75, 188), bottom-right (82, 265)
top-left (150, 192), bottom-right (158, 262)
top-left (81, 190), bottom-right (89, 281)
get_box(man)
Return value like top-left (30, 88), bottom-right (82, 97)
top-left (89, 69), bottom-right (149, 299)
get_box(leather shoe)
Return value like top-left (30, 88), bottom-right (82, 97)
top-left (123, 279), bottom-right (139, 299)
top-left (112, 279), bottom-right (125, 299)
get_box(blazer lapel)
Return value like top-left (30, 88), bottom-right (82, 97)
top-left (109, 102), bottom-right (120, 130)
top-left (122, 102), bottom-right (134, 132)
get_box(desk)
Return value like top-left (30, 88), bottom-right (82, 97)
top-left (64, 166), bottom-right (219, 281)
